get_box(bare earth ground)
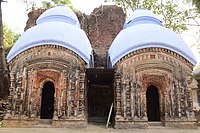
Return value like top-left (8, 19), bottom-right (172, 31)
top-left (0, 124), bottom-right (200, 133)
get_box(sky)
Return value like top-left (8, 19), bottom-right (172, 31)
top-left (2, 0), bottom-right (200, 63)
top-left (2, 0), bottom-right (107, 33)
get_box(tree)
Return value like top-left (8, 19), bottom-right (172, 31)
top-left (3, 24), bottom-right (21, 48)
top-left (192, 0), bottom-right (200, 13)
top-left (105, 0), bottom-right (199, 34)
top-left (42, 0), bottom-right (75, 10)
top-left (3, 24), bottom-right (21, 56)
top-left (20, 0), bottom-right (36, 11)
top-left (3, 24), bottom-right (14, 48)
top-left (0, 0), bottom-right (9, 99)
top-left (13, 33), bottom-right (21, 44)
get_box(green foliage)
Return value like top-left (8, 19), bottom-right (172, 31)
top-left (104, 0), bottom-right (196, 33)
top-left (154, 1), bottom-right (188, 33)
top-left (107, 0), bottom-right (138, 11)
top-left (3, 24), bottom-right (21, 49)
top-left (193, 29), bottom-right (200, 48)
top-left (20, 0), bottom-right (36, 11)
top-left (52, 0), bottom-right (72, 5)
top-left (13, 33), bottom-right (21, 44)
top-left (192, 0), bottom-right (200, 13)
top-left (42, 0), bottom-right (75, 10)
top-left (3, 24), bottom-right (13, 48)
top-left (42, 1), bottom-right (52, 9)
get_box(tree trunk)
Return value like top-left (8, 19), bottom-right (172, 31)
top-left (0, 0), bottom-right (9, 99)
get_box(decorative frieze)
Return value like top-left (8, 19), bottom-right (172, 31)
top-left (115, 48), bottom-right (193, 69)
top-left (4, 45), bottom-right (88, 127)
top-left (114, 49), bottom-right (197, 128)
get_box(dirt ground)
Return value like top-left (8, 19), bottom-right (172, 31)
top-left (0, 123), bottom-right (199, 133)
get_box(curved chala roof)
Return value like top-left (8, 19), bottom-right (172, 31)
top-left (108, 8), bottom-right (196, 67)
top-left (7, 5), bottom-right (93, 66)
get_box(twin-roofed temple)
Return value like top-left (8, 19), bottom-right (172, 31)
top-left (3, 5), bottom-right (200, 128)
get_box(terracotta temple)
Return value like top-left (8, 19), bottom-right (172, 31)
top-left (3, 5), bottom-right (200, 128)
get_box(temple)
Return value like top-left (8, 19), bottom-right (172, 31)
top-left (3, 6), bottom-right (200, 128)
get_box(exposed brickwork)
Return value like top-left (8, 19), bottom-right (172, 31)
top-left (4, 6), bottom-right (199, 128)
top-left (24, 8), bottom-right (46, 31)
top-left (4, 45), bottom-right (87, 127)
top-left (24, 5), bottom-right (126, 67)
top-left (194, 77), bottom-right (200, 127)
top-left (0, 99), bottom-right (7, 121)
top-left (114, 47), bottom-right (197, 128)
top-left (80, 5), bottom-right (125, 67)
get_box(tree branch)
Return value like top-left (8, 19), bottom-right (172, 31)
top-left (160, 0), bottom-right (167, 24)
top-left (190, 17), bottom-right (200, 26)
top-left (184, 23), bottom-right (200, 26)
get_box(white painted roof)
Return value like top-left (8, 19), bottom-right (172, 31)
top-left (108, 9), bottom-right (196, 66)
top-left (125, 8), bottom-right (161, 24)
top-left (37, 5), bottom-right (80, 27)
top-left (7, 6), bottom-right (93, 65)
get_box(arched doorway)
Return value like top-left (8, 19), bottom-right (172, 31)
top-left (146, 85), bottom-right (160, 121)
top-left (40, 81), bottom-right (55, 119)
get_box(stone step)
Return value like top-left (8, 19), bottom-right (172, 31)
top-left (148, 122), bottom-right (164, 126)
top-left (148, 126), bottom-right (166, 129)
top-left (38, 119), bottom-right (53, 124)
top-left (34, 124), bottom-right (52, 128)
top-left (34, 119), bottom-right (53, 128)
top-left (148, 122), bottom-right (165, 129)
top-left (89, 117), bottom-right (107, 123)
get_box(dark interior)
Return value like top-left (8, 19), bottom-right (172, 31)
top-left (146, 85), bottom-right (160, 121)
top-left (40, 81), bottom-right (55, 119)
top-left (87, 68), bottom-right (114, 123)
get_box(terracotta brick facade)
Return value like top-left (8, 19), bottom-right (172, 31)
top-left (113, 48), bottom-right (197, 128)
top-left (3, 6), bottom-right (200, 129)
top-left (4, 45), bottom-right (87, 127)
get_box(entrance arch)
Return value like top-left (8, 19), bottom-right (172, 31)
top-left (40, 81), bottom-right (55, 119)
top-left (146, 85), bottom-right (160, 121)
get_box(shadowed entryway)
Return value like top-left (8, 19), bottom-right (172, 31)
top-left (87, 68), bottom-right (114, 124)
top-left (146, 85), bottom-right (160, 121)
top-left (40, 81), bottom-right (55, 119)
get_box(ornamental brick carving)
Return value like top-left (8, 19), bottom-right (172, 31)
top-left (4, 45), bottom-right (87, 127)
top-left (114, 47), bottom-right (197, 128)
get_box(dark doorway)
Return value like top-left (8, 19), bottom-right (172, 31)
top-left (40, 81), bottom-right (55, 119)
top-left (146, 85), bottom-right (160, 121)
top-left (87, 68), bottom-right (114, 124)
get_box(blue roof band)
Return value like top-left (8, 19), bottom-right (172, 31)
top-left (37, 5), bottom-right (80, 27)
